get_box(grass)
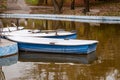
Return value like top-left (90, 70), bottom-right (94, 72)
top-left (25, 0), bottom-right (39, 6)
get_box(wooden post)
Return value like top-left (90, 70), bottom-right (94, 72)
top-left (16, 18), bottom-right (19, 30)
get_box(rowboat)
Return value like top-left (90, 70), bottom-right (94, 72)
top-left (6, 36), bottom-right (98, 54)
top-left (0, 39), bottom-right (18, 57)
top-left (2, 26), bottom-right (24, 32)
top-left (3, 29), bottom-right (76, 39)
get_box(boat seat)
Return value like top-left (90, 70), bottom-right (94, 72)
top-left (71, 30), bottom-right (76, 33)
top-left (28, 30), bottom-right (41, 33)
top-left (49, 42), bottom-right (56, 45)
top-left (64, 38), bottom-right (69, 40)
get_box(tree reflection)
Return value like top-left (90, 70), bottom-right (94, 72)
top-left (1, 19), bottom-right (120, 79)
top-left (52, 20), bottom-right (64, 30)
top-left (0, 67), bottom-right (6, 80)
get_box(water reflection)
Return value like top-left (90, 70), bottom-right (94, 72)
top-left (17, 52), bottom-right (98, 80)
top-left (0, 67), bottom-right (5, 80)
top-left (0, 19), bottom-right (120, 80)
top-left (19, 52), bottom-right (98, 64)
top-left (0, 54), bottom-right (18, 66)
top-left (0, 54), bottom-right (18, 80)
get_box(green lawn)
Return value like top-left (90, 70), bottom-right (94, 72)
top-left (25, 0), bottom-right (38, 5)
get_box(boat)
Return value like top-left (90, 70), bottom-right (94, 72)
top-left (2, 26), bottom-right (24, 32)
top-left (0, 39), bottom-right (18, 57)
top-left (3, 29), bottom-right (76, 39)
top-left (6, 36), bottom-right (98, 54)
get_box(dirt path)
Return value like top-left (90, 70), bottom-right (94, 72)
top-left (5, 0), bottom-right (30, 14)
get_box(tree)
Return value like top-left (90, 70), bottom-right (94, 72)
top-left (83, 0), bottom-right (89, 14)
top-left (71, 0), bottom-right (75, 10)
top-left (52, 0), bottom-right (64, 14)
top-left (38, 0), bottom-right (44, 5)
top-left (45, 0), bottom-right (48, 4)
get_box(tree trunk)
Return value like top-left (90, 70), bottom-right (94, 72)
top-left (52, 0), bottom-right (64, 14)
top-left (71, 0), bottom-right (75, 10)
top-left (38, 0), bottom-right (44, 5)
top-left (45, 0), bottom-right (48, 4)
top-left (83, 0), bottom-right (89, 13)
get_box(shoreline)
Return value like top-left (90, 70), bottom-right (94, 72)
top-left (1, 1), bottom-right (120, 16)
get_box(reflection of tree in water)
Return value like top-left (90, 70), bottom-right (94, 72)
top-left (43, 20), bottom-right (48, 30)
top-left (52, 21), bottom-right (76, 30)
top-left (52, 21), bottom-right (64, 29)
top-left (83, 23), bottom-right (90, 39)
top-left (20, 19), bottom-right (77, 31)
top-left (36, 63), bottom-right (98, 80)
top-left (1, 24), bottom-right (118, 79)
top-left (70, 21), bottom-right (76, 30)
top-left (0, 67), bottom-right (6, 80)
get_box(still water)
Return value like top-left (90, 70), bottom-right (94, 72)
top-left (0, 20), bottom-right (120, 80)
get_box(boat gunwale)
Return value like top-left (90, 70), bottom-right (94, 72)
top-left (3, 29), bottom-right (76, 37)
top-left (6, 36), bottom-right (98, 46)
top-left (17, 41), bottom-right (98, 46)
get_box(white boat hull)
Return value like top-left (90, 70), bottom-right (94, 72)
top-left (3, 29), bottom-right (76, 39)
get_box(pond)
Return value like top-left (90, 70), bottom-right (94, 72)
top-left (0, 19), bottom-right (120, 80)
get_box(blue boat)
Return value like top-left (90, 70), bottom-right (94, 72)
top-left (0, 39), bottom-right (18, 57)
top-left (6, 36), bottom-right (98, 54)
top-left (3, 29), bottom-right (76, 39)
